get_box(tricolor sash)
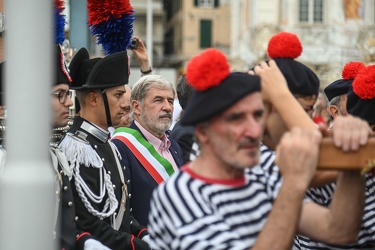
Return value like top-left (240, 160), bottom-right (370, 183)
top-left (112, 127), bottom-right (175, 184)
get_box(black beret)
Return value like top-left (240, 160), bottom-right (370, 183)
top-left (55, 45), bottom-right (72, 86)
top-left (273, 58), bottom-right (319, 96)
top-left (347, 86), bottom-right (375, 124)
top-left (69, 48), bottom-right (129, 90)
top-left (324, 62), bottom-right (365, 102)
top-left (267, 32), bottom-right (319, 97)
top-left (346, 65), bottom-right (375, 125)
top-left (181, 72), bottom-right (261, 126)
top-left (324, 79), bottom-right (352, 102)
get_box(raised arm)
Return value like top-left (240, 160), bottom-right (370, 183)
top-left (254, 60), bottom-right (317, 131)
top-left (130, 36), bottom-right (152, 75)
top-left (297, 115), bottom-right (370, 244)
top-left (253, 60), bottom-right (339, 187)
top-left (252, 128), bottom-right (322, 250)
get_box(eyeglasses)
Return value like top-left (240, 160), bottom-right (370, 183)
top-left (52, 90), bottom-right (72, 104)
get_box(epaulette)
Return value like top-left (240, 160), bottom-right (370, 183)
top-left (50, 144), bottom-right (73, 180)
top-left (59, 132), bottom-right (103, 169)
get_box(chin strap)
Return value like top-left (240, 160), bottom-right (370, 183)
top-left (101, 89), bottom-right (112, 128)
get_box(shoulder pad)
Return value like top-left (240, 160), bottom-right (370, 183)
top-left (59, 133), bottom-right (103, 168)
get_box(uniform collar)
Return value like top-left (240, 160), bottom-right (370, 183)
top-left (72, 116), bottom-right (110, 143)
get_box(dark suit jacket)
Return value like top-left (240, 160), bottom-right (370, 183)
top-left (169, 120), bottom-right (195, 164)
top-left (112, 121), bottom-right (184, 226)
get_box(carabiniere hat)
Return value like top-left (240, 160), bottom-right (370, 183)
top-left (69, 48), bottom-right (129, 90)
top-left (181, 48), bottom-right (261, 126)
top-left (347, 65), bottom-right (375, 125)
top-left (324, 61), bottom-right (365, 102)
top-left (267, 32), bottom-right (319, 96)
top-left (55, 44), bottom-right (72, 86)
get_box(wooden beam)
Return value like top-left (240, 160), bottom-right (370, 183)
top-left (318, 137), bottom-right (375, 171)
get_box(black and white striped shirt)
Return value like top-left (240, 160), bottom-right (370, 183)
top-left (148, 145), bottom-right (282, 250)
top-left (294, 174), bottom-right (375, 249)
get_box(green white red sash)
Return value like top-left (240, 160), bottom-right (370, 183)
top-left (112, 127), bottom-right (175, 184)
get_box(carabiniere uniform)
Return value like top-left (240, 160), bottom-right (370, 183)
top-left (50, 142), bottom-right (92, 250)
top-left (59, 116), bottom-right (149, 250)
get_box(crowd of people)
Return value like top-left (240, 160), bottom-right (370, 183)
top-left (1, 10), bottom-right (375, 249)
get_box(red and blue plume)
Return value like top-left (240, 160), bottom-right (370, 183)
top-left (267, 32), bottom-right (302, 59)
top-left (55, 0), bottom-right (66, 45)
top-left (341, 61), bottom-right (365, 80)
top-left (186, 48), bottom-right (230, 91)
top-left (87, 0), bottom-right (135, 55)
top-left (352, 65), bottom-right (375, 100)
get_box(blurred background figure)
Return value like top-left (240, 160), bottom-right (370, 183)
top-left (170, 75), bottom-right (195, 164)
top-left (312, 89), bottom-right (331, 127)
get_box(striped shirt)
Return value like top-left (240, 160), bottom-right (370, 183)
top-left (148, 145), bottom-right (282, 250)
top-left (294, 174), bottom-right (375, 249)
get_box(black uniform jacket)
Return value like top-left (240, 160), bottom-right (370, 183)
top-left (59, 116), bottom-right (150, 250)
top-left (50, 144), bottom-right (91, 250)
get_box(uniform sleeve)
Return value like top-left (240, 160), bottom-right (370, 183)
top-left (71, 165), bottom-right (150, 250)
top-left (76, 232), bottom-right (92, 250)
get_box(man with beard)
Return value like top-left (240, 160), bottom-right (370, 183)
top-left (147, 48), bottom-right (369, 250)
top-left (112, 74), bottom-right (184, 226)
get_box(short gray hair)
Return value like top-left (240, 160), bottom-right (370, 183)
top-left (329, 94), bottom-right (346, 115)
top-left (130, 74), bottom-right (175, 118)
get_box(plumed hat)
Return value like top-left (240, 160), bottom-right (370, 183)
top-left (267, 32), bottom-right (319, 96)
top-left (54, 0), bottom-right (72, 86)
top-left (55, 45), bottom-right (72, 86)
top-left (324, 62), bottom-right (365, 102)
top-left (67, 0), bottom-right (134, 90)
top-left (181, 48), bottom-right (261, 126)
top-left (346, 65), bottom-right (375, 125)
top-left (87, 0), bottom-right (135, 55)
top-left (68, 48), bottom-right (129, 90)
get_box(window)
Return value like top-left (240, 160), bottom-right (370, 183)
top-left (299, 0), bottom-right (323, 23)
top-left (194, 0), bottom-right (219, 8)
top-left (200, 20), bottom-right (212, 48)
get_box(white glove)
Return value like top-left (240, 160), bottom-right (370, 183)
top-left (84, 239), bottom-right (112, 250)
top-left (142, 234), bottom-right (151, 244)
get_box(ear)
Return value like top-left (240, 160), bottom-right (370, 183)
top-left (195, 123), bottom-right (209, 144)
top-left (132, 100), bottom-right (141, 116)
top-left (328, 105), bottom-right (339, 119)
top-left (87, 91), bottom-right (99, 107)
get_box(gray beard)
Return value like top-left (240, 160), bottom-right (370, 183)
top-left (139, 113), bottom-right (171, 135)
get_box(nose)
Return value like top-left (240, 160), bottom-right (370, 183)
top-left (65, 95), bottom-right (74, 107)
top-left (162, 100), bottom-right (173, 112)
top-left (244, 117), bottom-right (263, 139)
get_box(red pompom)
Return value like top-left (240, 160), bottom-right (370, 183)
top-left (342, 61), bottom-right (365, 80)
top-left (267, 32), bottom-right (302, 59)
top-left (186, 48), bottom-right (230, 91)
top-left (352, 65), bottom-right (375, 100)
